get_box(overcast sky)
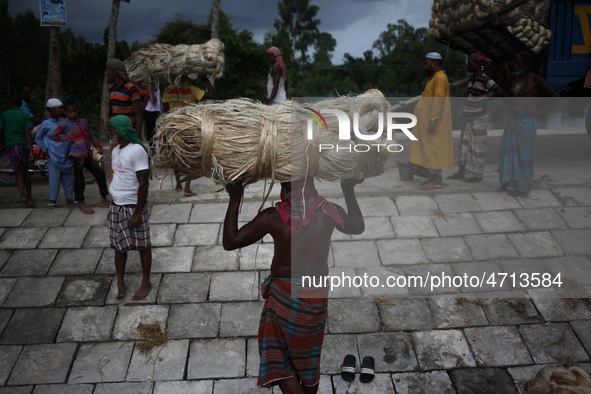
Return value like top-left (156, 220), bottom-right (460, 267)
top-left (8, 0), bottom-right (433, 64)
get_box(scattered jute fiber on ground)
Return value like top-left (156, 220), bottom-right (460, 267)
top-left (153, 89), bottom-right (393, 185)
top-left (124, 39), bottom-right (224, 85)
top-left (136, 322), bottom-right (168, 356)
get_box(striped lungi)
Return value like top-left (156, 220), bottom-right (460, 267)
top-left (458, 116), bottom-right (488, 178)
top-left (257, 276), bottom-right (328, 388)
top-left (108, 204), bottom-right (151, 252)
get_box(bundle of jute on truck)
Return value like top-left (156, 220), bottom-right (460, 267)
top-left (124, 39), bottom-right (225, 84)
top-left (429, 0), bottom-right (552, 53)
top-left (152, 90), bottom-right (392, 185)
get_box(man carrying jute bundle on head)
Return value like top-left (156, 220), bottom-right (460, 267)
top-left (223, 177), bottom-right (364, 393)
top-left (108, 115), bottom-right (152, 301)
top-left (264, 46), bottom-right (289, 105)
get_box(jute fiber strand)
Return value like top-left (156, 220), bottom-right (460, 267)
top-left (428, 0), bottom-right (551, 53)
top-left (152, 89), bottom-right (392, 185)
top-left (124, 39), bottom-right (225, 85)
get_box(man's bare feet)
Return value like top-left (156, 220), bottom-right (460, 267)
top-left (175, 184), bottom-right (182, 192)
top-left (21, 197), bottom-right (35, 208)
top-left (101, 197), bottom-right (111, 208)
top-left (183, 190), bottom-right (197, 197)
top-left (132, 282), bottom-right (153, 301)
top-left (117, 282), bottom-right (127, 299)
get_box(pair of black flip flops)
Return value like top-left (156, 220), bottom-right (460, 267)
top-left (340, 354), bottom-right (375, 383)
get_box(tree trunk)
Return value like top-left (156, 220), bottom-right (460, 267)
top-left (45, 26), bottom-right (62, 114)
top-left (99, 0), bottom-right (121, 140)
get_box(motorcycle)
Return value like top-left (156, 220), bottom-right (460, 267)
top-left (0, 145), bottom-right (102, 187)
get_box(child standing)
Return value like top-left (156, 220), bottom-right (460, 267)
top-left (0, 94), bottom-right (35, 207)
top-left (50, 103), bottom-right (109, 214)
top-left (35, 98), bottom-right (75, 208)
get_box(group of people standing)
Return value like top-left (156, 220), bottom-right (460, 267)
top-left (407, 50), bottom-right (559, 196)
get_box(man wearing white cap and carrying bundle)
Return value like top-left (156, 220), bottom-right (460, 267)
top-left (35, 98), bottom-right (76, 208)
top-left (407, 52), bottom-right (453, 190)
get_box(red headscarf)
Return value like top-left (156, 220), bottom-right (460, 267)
top-left (275, 178), bottom-right (343, 231)
top-left (266, 46), bottom-right (288, 82)
top-left (469, 52), bottom-right (492, 67)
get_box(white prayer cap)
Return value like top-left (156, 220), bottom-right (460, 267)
top-left (46, 98), bottom-right (63, 108)
top-left (425, 52), bottom-right (442, 60)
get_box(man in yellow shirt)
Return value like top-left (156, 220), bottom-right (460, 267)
top-left (407, 52), bottom-right (454, 190)
top-left (162, 75), bottom-right (214, 196)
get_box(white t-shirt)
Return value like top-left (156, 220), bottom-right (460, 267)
top-left (109, 143), bottom-right (149, 205)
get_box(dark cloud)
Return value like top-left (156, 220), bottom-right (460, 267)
top-left (8, 0), bottom-right (431, 63)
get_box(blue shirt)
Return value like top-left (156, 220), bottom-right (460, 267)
top-left (36, 117), bottom-right (71, 170)
top-left (20, 100), bottom-right (34, 122)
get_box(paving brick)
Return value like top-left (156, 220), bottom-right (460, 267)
top-left (357, 197), bottom-right (399, 216)
top-left (333, 373), bottom-right (394, 393)
top-left (238, 243), bottom-right (274, 270)
top-left (450, 368), bottom-right (518, 394)
top-left (515, 190), bottom-right (562, 209)
top-left (192, 245), bottom-right (239, 271)
top-left (167, 303), bottom-right (220, 339)
top-left (157, 273), bottom-right (210, 303)
top-left (507, 364), bottom-right (551, 394)
top-left (21, 208), bottom-right (69, 227)
top-left (571, 320), bottom-right (591, 357)
top-left (8, 343), bottom-right (77, 385)
top-left (0, 209), bottom-right (32, 227)
top-left (474, 211), bottom-right (526, 233)
top-left (553, 187), bottom-right (591, 207)
top-left (30, 384), bottom-right (94, 394)
top-left (152, 247), bottom-right (195, 273)
top-left (320, 335), bottom-right (358, 374)
top-left (0, 250), bottom-right (8, 272)
top-left (246, 337), bottom-right (259, 378)
top-left (0, 278), bottom-right (16, 306)
top-left (514, 208), bottom-right (568, 231)
top-left (0, 386), bottom-right (32, 393)
top-left (0, 345), bottom-right (21, 386)
top-left (376, 239), bottom-right (428, 265)
top-left (38, 226), bottom-right (90, 249)
top-left (0, 309), bottom-right (11, 334)
top-left (127, 339), bottom-right (189, 381)
top-left (153, 381), bottom-right (214, 394)
top-left (0, 227), bottom-right (47, 249)
top-left (187, 338), bottom-right (245, 379)
top-left (508, 231), bottom-right (563, 258)
top-left (96, 248), bottom-right (142, 275)
top-left (530, 297), bottom-right (591, 322)
top-left (49, 248), bottom-right (103, 275)
top-left (219, 301), bottom-right (264, 337)
top-left (331, 240), bottom-right (381, 268)
top-left (68, 342), bottom-right (134, 383)
top-left (395, 195), bottom-right (438, 216)
top-left (149, 203), bottom-right (193, 223)
top-left (433, 212), bottom-right (483, 236)
top-left (357, 332), bottom-right (417, 372)
top-left (328, 298), bottom-right (380, 333)
top-left (465, 326), bottom-right (533, 366)
top-left (93, 382), bottom-right (153, 393)
top-left (105, 273), bottom-right (162, 305)
top-left (352, 217), bottom-right (395, 240)
top-left (3, 276), bottom-right (64, 308)
top-left (413, 330), bottom-right (476, 370)
top-left (392, 371), bottom-right (455, 394)
top-left (81, 226), bottom-right (109, 248)
top-left (391, 216), bottom-right (439, 238)
top-left (556, 207), bottom-right (591, 229)
top-left (57, 306), bottom-right (117, 342)
top-left (189, 203), bottom-right (227, 223)
top-left (552, 229), bottom-right (591, 255)
top-left (209, 271), bottom-right (258, 301)
top-left (149, 224), bottom-right (176, 247)
top-left (480, 298), bottom-right (542, 325)
top-left (421, 237), bottom-right (473, 262)
top-left (212, 378), bottom-right (268, 394)
top-left (112, 305), bottom-right (170, 341)
top-left (473, 192), bottom-right (522, 211)
top-left (173, 223), bottom-right (219, 246)
top-left (464, 234), bottom-right (519, 261)
top-left (434, 193), bottom-right (482, 213)
top-left (429, 296), bottom-right (488, 328)
top-left (1, 308), bottom-right (65, 345)
top-left (55, 275), bottom-right (111, 307)
top-left (378, 297), bottom-right (432, 331)
top-left (1, 249), bottom-right (57, 276)
top-left (64, 208), bottom-right (109, 227)
top-left (519, 323), bottom-right (589, 364)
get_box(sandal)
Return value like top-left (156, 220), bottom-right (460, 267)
top-left (359, 356), bottom-right (375, 383)
top-left (340, 354), bottom-right (356, 382)
top-left (79, 206), bottom-right (94, 215)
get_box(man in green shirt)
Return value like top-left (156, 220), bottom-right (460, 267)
top-left (0, 94), bottom-right (35, 207)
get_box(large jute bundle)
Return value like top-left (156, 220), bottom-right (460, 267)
top-left (428, 0), bottom-right (551, 53)
top-left (124, 39), bottom-right (225, 85)
top-left (153, 90), bottom-right (392, 185)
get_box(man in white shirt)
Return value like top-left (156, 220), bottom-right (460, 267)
top-left (264, 46), bottom-right (288, 105)
top-left (108, 115), bottom-right (152, 301)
